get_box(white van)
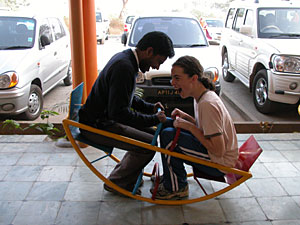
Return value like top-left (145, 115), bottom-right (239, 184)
top-left (96, 11), bottom-right (109, 44)
top-left (0, 12), bottom-right (72, 120)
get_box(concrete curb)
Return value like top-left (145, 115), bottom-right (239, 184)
top-left (220, 91), bottom-right (255, 121)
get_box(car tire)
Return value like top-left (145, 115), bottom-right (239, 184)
top-left (63, 61), bottom-right (72, 86)
top-left (23, 84), bottom-right (43, 120)
top-left (100, 38), bottom-right (105, 44)
top-left (222, 52), bottom-right (235, 82)
top-left (252, 69), bottom-right (278, 114)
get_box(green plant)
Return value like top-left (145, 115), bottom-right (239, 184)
top-left (2, 119), bottom-right (23, 131)
top-left (27, 110), bottom-right (60, 137)
top-left (2, 110), bottom-right (61, 138)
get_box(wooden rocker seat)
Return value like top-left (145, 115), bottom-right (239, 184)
top-left (63, 83), bottom-right (263, 205)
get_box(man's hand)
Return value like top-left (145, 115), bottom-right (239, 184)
top-left (156, 110), bottom-right (167, 123)
top-left (154, 102), bottom-right (165, 112)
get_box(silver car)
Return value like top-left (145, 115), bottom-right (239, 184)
top-left (0, 12), bottom-right (72, 120)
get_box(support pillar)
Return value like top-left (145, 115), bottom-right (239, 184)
top-left (68, 0), bottom-right (87, 101)
top-left (82, 0), bottom-right (98, 95)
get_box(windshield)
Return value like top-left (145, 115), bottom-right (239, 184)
top-left (96, 12), bottom-right (102, 22)
top-left (0, 16), bottom-right (36, 49)
top-left (206, 19), bottom-right (224, 28)
top-left (258, 8), bottom-right (300, 38)
top-left (128, 17), bottom-right (207, 47)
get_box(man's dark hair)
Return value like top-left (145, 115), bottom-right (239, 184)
top-left (136, 31), bottom-right (175, 58)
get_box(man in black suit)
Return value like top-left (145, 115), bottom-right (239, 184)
top-left (79, 31), bottom-right (175, 195)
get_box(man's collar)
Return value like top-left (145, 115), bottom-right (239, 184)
top-left (131, 48), bottom-right (139, 69)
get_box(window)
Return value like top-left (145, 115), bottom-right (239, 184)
top-left (244, 9), bottom-right (254, 26)
top-left (233, 8), bottom-right (245, 32)
top-left (225, 8), bottom-right (236, 28)
top-left (49, 18), bottom-right (65, 40)
top-left (96, 12), bottom-right (102, 22)
top-left (39, 19), bottom-right (53, 44)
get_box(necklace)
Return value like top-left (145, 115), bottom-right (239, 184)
top-left (196, 89), bottom-right (209, 102)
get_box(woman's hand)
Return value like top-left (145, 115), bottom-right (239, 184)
top-left (173, 117), bottom-right (193, 131)
top-left (171, 108), bottom-right (184, 119)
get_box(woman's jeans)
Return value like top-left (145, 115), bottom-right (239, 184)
top-left (160, 118), bottom-right (224, 192)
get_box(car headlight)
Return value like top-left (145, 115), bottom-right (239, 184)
top-left (203, 67), bottom-right (219, 83)
top-left (136, 71), bottom-right (145, 84)
top-left (0, 71), bottom-right (19, 89)
top-left (272, 55), bottom-right (300, 73)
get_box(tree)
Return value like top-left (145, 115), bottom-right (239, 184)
top-left (118, 0), bottom-right (129, 20)
top-left (0, 0), bottom-right (29, 10)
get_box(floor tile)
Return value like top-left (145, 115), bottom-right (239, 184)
top-left (264, 162), bottom-right (299, 177)
top-left (17, 152), bottom-right (50, 165)
top-left (280, 150), bottom-right (300, 162)
top-left (0, 182), bottom-right (33, 201)
top-left (12, 201), bottom-right (60, 225)
top-left (212, 182), bottom-right (252, 199)
top-left (259, 151), bottom-right (288, 163)
top-left (219, 198), bottom-right (266, 222)
top-left (46, 153), bottom-right (78, 166)
top-left (4, 165), bottom-right (43, 181)
top-left (0, 201), bottom-right (23, 224)
top-left (269, 141), bottom-right (299, 151)
top-left (257, 196), bottom-right (300, 220)
top-left (0, 166), bottom-right (11, 180)
top-left (64, 182), bottom-right (102, 201)
top-left (246, 178), bottom-right (288, 197)
top-left (37, 166), bottom-right (74, 181)
top-left (26, 182), bottom-right (69, 201)
top-left (250, 162), bottom-right (273, 179)
top-left (272, 220), bottom-right (300, 225)
top-left (142, 202), bottom-right (184, 225)
top-left (0, 153), bottom-right (22, 165)
top-left (98, 201), bottom-right (142, 225)
top-left (182, 199), bottom-right (225, 224)
top-left (0, 143), bottom-right (31, 153)
top-left (277, 177), bottom-right (300, 195)
top-left (71, 166), bottom-right (101, 182)
top-left (55, 201), bottom-right (100, 225)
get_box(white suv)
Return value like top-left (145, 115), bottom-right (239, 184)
top-left (220, 0), bottom-right (300, 113)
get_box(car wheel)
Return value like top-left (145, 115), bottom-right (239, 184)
top-left (100, 38), bottom-right (105, 44)
top-left (222, 52), bottom-right (235, 82)
top-left (24, 84), bottom-right (43, 120)
top-left (252, 69), bottom-right (277, 114)
top-left (63, 61), bottom-right (72, 86)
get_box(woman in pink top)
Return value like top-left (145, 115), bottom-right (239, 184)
top-left (151, 56), bottom-right (238, 200)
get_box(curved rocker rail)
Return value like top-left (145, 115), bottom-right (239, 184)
top-left (63, 119), bottom-right (253, 205)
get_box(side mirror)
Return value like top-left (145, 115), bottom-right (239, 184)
top-left (240, 25), bottom-right (253, 36)
top-left (40, 35), bottom-right (50, 47)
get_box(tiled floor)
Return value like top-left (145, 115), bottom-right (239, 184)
top-left (1, 133), bottom-right (300, 225)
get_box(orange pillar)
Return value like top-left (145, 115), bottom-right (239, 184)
top-left (82, 0), bottom-right (98, 95)
top-left (68, 0), bottom-right (87, 100)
